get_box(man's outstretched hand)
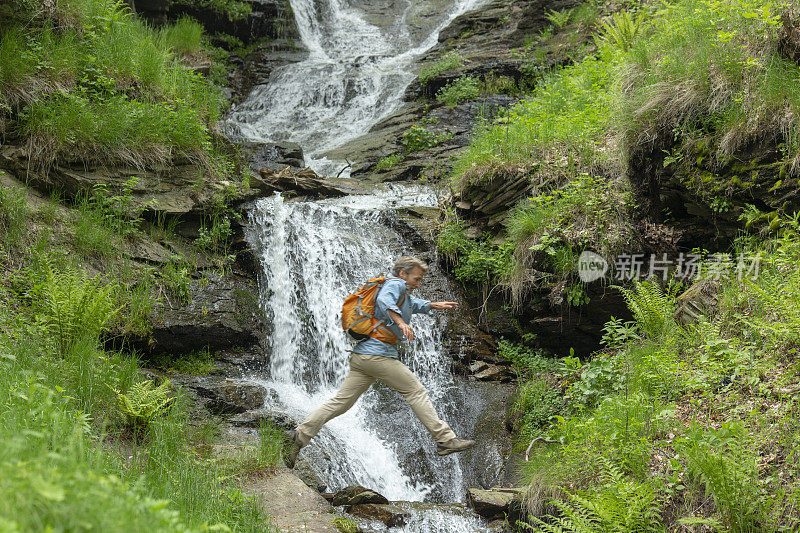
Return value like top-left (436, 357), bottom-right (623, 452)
top-left (430, 301), bottom-right (459, 310)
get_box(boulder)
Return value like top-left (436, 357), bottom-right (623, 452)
top-left (253, 166), bottom-right (357, 198)
top-left (347, 503), bottom-right (408, 527)
top-left (466, 487), bottom-right (524, 520)
top-left (188, 379), bottom-right (267, 414)
top-left (143, 272), bottom-right (267, 356)
top-left (330, 485), bottom-right (389, 506)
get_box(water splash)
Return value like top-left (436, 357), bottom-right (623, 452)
top-left (244, 189), bottom-right (475, 505)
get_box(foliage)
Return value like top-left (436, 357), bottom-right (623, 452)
top-left (375, 152), bottom-right (404, 171)
top-left (196, 214), bottom-right (233, 254)
top-left (617, 0), bottom-right (800, 171)
top-left (436, 75), bottom-right (480, 106)
top-left (400, 125), bottom-right (445, 153)
top-left (255, 419), bottom-right (285, 469)
top-left (0, 184), bottom-right (30, 249)
top-left (452, 55), bottom-right (615, 188)
top-left (161, 256), bottom-right (193, 306)
top-left (595, 9), bottom-right (648, 52)
top-left (1, 0), bottom-right (225, 167)
top-left (525, 459), bottom-right (663, 532)
top-left (437, 218), bottom-right (514, 285)
top-left (675, 423), bottom-right (765, 532)
top-left (418, 51), bottom-right (463, 84)
top-left (173, 0), bottom-right (253, 21)
top-left (333, 515), bottom-right (359, 533)
top-left (600, 317), bottom-right (640, 348)
top-left (498, 339), bottom-right (557, 373)
top-left (150, 347), bottom-right (217, 375)
top-left (35, 264), bottom-right (118, 357)
top-left (546, 8), bottom-right (573, 30)
top-left (116, 379), bottom-right (174, 428)
top-left (514, 377), bottom-right (565, 443)
top-left (617, 281), bottom-right (677, 340)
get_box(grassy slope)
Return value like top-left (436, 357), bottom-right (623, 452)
top-left (445, 0), bottom-right (800, 530)
top-left (0, 2), bottom-right (284, 530)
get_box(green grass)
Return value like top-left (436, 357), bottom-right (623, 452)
top-left (1, 0), bottom-right (224, 167)
top-left (436, 75), bottom-right (480, 106)
top-left (375, 152), bottom-right (404, 171)
top-left (0, 184), bottom-right (30, 250)
top-left (418, 51), bottom-right (463, 84)
top-left (452, 54), bottom-right (616, 189)
top-left (617, 0), bottom-right (800, 168)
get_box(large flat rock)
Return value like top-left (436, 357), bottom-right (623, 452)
top-left (243, 469), bottom-right (338, 532)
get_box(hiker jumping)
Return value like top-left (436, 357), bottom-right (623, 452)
top-left (284, 256), bottom-right (475, 468)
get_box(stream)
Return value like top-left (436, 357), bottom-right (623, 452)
top-left (224, 0), bottom-right (486, 176)
top-left (245, 187), bottom-right (500, 531)
top-left (228, 0), bottom-right (501, 528)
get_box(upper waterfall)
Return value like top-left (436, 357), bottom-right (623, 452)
top-left (223, 0), bottom-right (486, 176)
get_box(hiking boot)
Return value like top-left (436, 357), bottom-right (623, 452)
top-left (283, 429), bottom-right (303, 469)
top-left (436, 437), bottom-right (475, 456)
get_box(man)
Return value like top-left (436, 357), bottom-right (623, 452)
top-left (284, 256), bottom-right (474, 468)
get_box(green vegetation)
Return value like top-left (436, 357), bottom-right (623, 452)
top-left (0, 184), bottom-right (30, 250)
top-left (0, 258), bottom-right (275, 531)
top-left (333, 515), bottom-right (360, 533)
top-left (444, 0), bottom-right (800, 529)
top-left (436, 75), bottom-right (481, 106)
top-left (151, 347), bottom-right (218, 375)
top-left (400, 125), bottom-right (448, 153)
top-left (375, 152), bottom-right (404, 171)
top-left (1, 0), bottom-right (225, 169)
top-left (418, 51), bottom-right (463, 84)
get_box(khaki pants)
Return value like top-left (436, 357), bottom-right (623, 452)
top-left (295, 353), bottom-right (457, 446)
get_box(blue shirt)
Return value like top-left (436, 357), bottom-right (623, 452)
top-left (352, 277), bottom-right (431, 359)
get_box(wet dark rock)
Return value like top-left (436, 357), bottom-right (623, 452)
top-left (466, 487), bottom-right (524, 520)
top-left (189, 379), bottom-right (267, 414)
top-left (135, 0), bottom-right (299, 45)
top-left (331, 485), bottom-right (389, 506)
top-left (137, 273), bottom-right (267, 357)
top-left (252, 167), bottom-right (360, 198)
top-left (347, 503), bottom-right (408, 527)
top-left (227, 409), bottom-right (297, 429)
top-left (473, 363), bottom-right (515, 382)
top-left (238, 141), bottom-right (305, 173)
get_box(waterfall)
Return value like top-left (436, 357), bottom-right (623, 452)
top-left (224, 0), bottom-right (486, 175)
top-left (245, 187), bottom-right (491, 530)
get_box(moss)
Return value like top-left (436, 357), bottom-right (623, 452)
top-left (232, 288), bottom-right (265, 323)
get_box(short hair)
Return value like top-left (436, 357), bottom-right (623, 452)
top-left (392, 256), bottom-right (429, 276)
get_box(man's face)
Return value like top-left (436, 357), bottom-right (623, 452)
top-left (399, 266), bottom-right (425, 291)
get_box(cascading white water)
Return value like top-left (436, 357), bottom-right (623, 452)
top-left (224, 0), bottom-right (486, 175)
top-left (245, 186), bottom-right (492, 530)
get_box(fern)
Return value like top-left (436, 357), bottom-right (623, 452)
top-left (619, 281), bottom-right (676, 340)
top-left (37, 265), bottom-right (119, 356)
top-left (524, 458), bottom-right (663, 532)
top-left (116, 379), bottom-right (173, 427)
top-left (596, 10), bottom-right (648, 52)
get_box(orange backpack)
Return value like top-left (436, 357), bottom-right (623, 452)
top-left (341, 276), bottom-right (406, 345)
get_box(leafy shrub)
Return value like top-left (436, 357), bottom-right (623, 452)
top-left (333, 515), bottom-right (359, 533)
top-left (567, 358), bottom-right (624, 409)
top-left (161, 257), bottom-right (193, 307)
top-left (514, 377), bottom-right (564, 441)
top-left (37, 265), bottom-right (118, 357)
top-left (418, 51), bottom-right (462, 83)
top-left (400, 125), bottom-right (443, 153)
top-left (158, 16), bottom-right (204, 55)
top-left (196, 214), bottom-right (233, 253)
top-left (498, 339), bottom-right (557, 372)
top-left (436, 76), bottom-right (480, 106)
top-left (437, 219), bottom-right (514, 285)
top-left (116, 379), bottom-right (174, 428)
top-left (375, 152), bottom-right (403, 171)
top-left (675, 423), bottom-right (765, 532)
top-left (151, 347), bottom-right (217, 375)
